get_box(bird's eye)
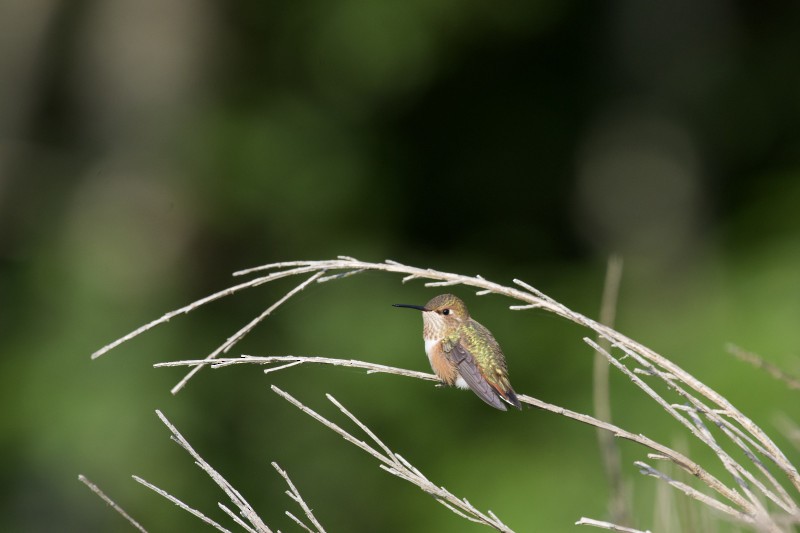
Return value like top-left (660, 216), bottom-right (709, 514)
top-left (442, 309), bottom-right (450, 315)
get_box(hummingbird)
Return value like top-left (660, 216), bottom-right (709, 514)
top-left (393, 294), bottom-right (521, 411)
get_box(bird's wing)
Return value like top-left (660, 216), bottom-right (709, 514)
top-left (463, 321), bottom-right (522, 410)
top-left (445, 340), bottom-right (507, 411)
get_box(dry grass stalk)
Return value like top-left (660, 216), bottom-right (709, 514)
top-left (78, 475), bottom-right (149, 532)
top-left (136, 410), bottom-right (271, 532)
top-left (272, 462), bottom-right (326, 533)
top-left (575, 516), bottom-right (651, 532)
top-left (592, 255), bottom-right (630, 526)
top-left (727, 344), bottom-right (800, 391)
top-left (92, 257), bottom-right (800, 531)
top-left (272, 386), bottom-right (514, 532)
top-left (124, 410), bottom-right (329, 532)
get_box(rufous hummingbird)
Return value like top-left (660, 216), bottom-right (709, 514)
top-left (393, 294), bottom-right (521, 411)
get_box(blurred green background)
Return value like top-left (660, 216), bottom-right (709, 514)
top-left (2, 1), bottom-right (800, 531)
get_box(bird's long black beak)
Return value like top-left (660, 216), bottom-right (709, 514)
top-left (392, 303), bottom-right (427, 311)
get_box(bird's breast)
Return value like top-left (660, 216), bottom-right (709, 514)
top-left (424, 337), bottom-right (439, 366)
top-left (423, 336), bottom-right (459, 386)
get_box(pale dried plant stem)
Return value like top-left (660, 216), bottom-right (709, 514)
top-left (156, 355), bottom-right (439, 383)
top-left (151, 410), bottom-right (271, 532)
top-left (132, 475), bottom-right (235, 533)
top-left (78, 475), bottom-right (148, 533)
top-left (285, 512), bottom-right (316, 533)
top-left (218, 504), bottom-right (259, 533)
top-left (608, 338), bottom-right (798, 520)
top-left (592, 255), bottom-right (630, 525)
top-left (635, 461), bottom-right (747, 520)
top-left (776, 416), bottom-right (800, 453)
top-left (170, 270), bottom-right (326, 394)
top-left (589, 338), bottom-right (784, 530)
top-left (158, 354), bottom-right (755, 524)
top-left (272, 386), bottom-right (514, 532)
top-left (93, 256), bottom-right (799, 486)
top-left (225, 259), bottom-right (799, 492)
top-left (114, 411), bottom-right (330, 533)
top-left (672, 400), bottom-right (796, 513)
top-left (726, 344), bottom-right (800, 390)
top-left (91, 265), bottom-right (324, 360)
top-left (272, 462), bottom-right (326, 533)
top-left (576, 516), bottom-right (652, 533)
top-left (95, 257), bottom-right (800, 529)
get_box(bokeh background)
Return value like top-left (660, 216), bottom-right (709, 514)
top-left (2, 1), bottom-right (800, 531)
